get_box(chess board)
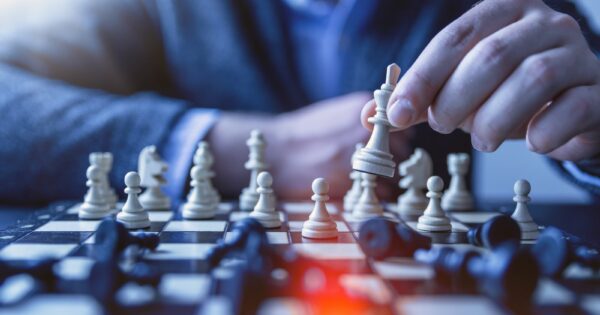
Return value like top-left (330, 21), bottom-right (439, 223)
top-left (0, 201), bottom-right (598, 315)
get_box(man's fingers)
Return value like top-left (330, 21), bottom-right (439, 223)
top-left (527, 85), bottom-right (600, 154)
top-left (360, 99), bottom-right (376, 131)
top-left (545, 132), bottom-right (600, 161)
top-left (470, 46), bottom-right (596, 152)
top-left (388, 0), bottom-right (527, 128)
top-left (430, 13), bottom-right (569, 134)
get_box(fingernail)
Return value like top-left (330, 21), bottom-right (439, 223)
top-left (471, 135), bottom-right (492, 152)
top-left (428, 111), bottom-right (453, 134)
top-left (388, 98), bottom-right (414, 127)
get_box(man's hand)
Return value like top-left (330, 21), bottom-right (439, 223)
top-left (210, 92), bottom-right (411, 200)
top-left (362, 0), bottom-right (600, 161)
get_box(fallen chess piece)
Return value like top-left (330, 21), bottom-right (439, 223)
top-left (533, 226), bottom-right (600, 277)
top-left (94, 219), bottom-right (160, 262)
top-left (467, 215), bottom-right (521, 249)
top-left (358, 217), bottom-right (431, 260)
top-left (415, 243), bottom-right (539, 309)
top-left (0, 259), bottom-right (58, 292)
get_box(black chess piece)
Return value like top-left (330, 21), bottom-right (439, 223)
top-left (205, 217), bottom-right (270, 268)
top-left (94, 219), bottom-right (160, 261)
top-left (90, 260), bottom-right (161, 306)
top-left (415, 243), bottom-right (538, 308)
top-left (533, 226), bottom-right (600, 277)
top-left (467, 215), bottom-right (521, 249)
top-left (358, 217), bottom-right (431, 260)
top-left (0, 259), bottom-right (57, 291)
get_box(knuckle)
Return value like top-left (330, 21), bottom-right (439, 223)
top-left (410, 68), bottom-right (436, 96)
top-left (476, 37), bottom-right (510, 65)
top-left (570, 91), bottom-right (594, 122)
top-left (439, 21), bottom-right (475, 50)
top-left (550, 13), bottom-right (580, 31)
top-left (522, 55), bottom-right (557, 88)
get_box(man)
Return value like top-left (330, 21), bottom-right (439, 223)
top-left (0, 0), bottom-right (598, 205)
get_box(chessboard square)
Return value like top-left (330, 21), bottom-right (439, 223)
top-left (373, 258), bottom-right (434, 280)
top-left (342, 212), bottom-right (397, 223)
top-left (160, 232), bottom-right (224, 244)
top-left (17, 232), bottom-right (92, 244)
top-left (164, 221), bottom-right (227, 232)
top-left (229, 211), bottom-right (285, 222)
top-left (534, 279), bottom-right (576, 305)
top-left (54, 257), bottom-right (96, 280)
top-left (36, 221), bottom-right (101, 232)
top-left (0, 294), bottom-right (103, 315)
top-left (0, 244), bottom-right (77, 260)
top-left (144, 244), bottom-right (214, 260)
top-left (287, 221), bottom-right (349, 233)
top-left (405, 221), bottom-right (469, 234)
top-left (160, 273), bottom-right (211, 304)
top-left (282, 202), bottom-right (339, 214)
top-left (147, 211), bottom-right (173, 222)
top-left (339, 274), bottom-right (393, 304)
top-left (582, 295), bottom-right (600, 315)
top-left (292, 243), bottom-right (364, 260)
top-left (396, 296), bottom-right (504, 315)
top-left (450, 212), bottom-right (501, 224)
top-left (224, 231), bottom-right (289, 244)
top-left (289, 232), bottom-right (356, 244)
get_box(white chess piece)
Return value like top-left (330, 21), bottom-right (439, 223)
top-left (417, 176), bottom-right (452, 232)
top-left (138, 145), bottom-right (171, 210)
top-left (116, 172), bottom-right (151, 229)
top-left (90, 152), bottom-right (117, 209)
top-left (352, 64), bottom-right (400, 178)
top-left (396, 148), bottom-right (432, 218)
top-left (240, 130), bottom-right (268, 211)
top-left (249, 172), bottom-right (281, 228)
top-left (511, 179), bottom-right (539, 240)
top-left (194, 142), bottom-right (221, 206)
top-left (302, 178), bottom-right (338, 239)
top-left (441, 153), bottom-right (474, 211)
top-left (343, 143), bottom-right (363, 212)
top-left (182, 165), bottom-right (218, 219)
top-left (352, 173), bottom-right (384, 221)
top-left (79, 165), bottom-right (111, 219)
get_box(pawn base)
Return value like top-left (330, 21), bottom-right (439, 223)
top-left (116, 212), bottom-right (151, 229)
top-left (249, 211), bottom-right (281, 228)
top-left (79, 203), bottom-right (111, 220)
top-left (239, 189), bottom-right (259, 211)
top-left (182, 202), bottom-right (217, 219)
top-left (416, 215), bottom-right (452, 232)
top-left (302, 220), bottom-right (338, 239)
top-left (517, 221), bottom-right (539, 240)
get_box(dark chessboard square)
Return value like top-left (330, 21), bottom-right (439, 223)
top-left (286, 213), bottom-right (310, 221)
top-left (160, 232), bottom-right (224, 243)
top-left (142, 259), bottom-right (211, 274)
top-left (289, 232), bottom-right (357, 244)
top-left (17, 232), bottom-right (93, 244)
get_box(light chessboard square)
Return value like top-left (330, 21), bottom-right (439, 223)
top-left (144, 244), bottom-right (214, 260)
top-left (534, 279), bottom-right (576, 305)
top-left (373, 259), bottom-right (434, 280)
top-left (148, 212), bottom-right (173, 222)
top-left (224, 231), bottom-right (290, 244)
top-left (0, 244), bottom-right (77, 260)
top-left (292, 243), bottom-right (365, 260)
top-left (0, 294), bottom-right (103, 315)
top-left (229, 211), bottom-right (285, 222)
top-left (339, 274), bottom-right (393, 304)
top-left (287, 221), bottom-right (349, 232)
top-left (281, 202), bottom-right (339, 214)
top-left (450, 212), bottom-right (501, 224)
top-left (54, 257), bottom-right (96, 280)
top-left (396, 296), bottom-right (504, 315)
top-left (36, 221), bottom-right (101, 232)
top-left (160, 274), bottom-right (211, 304)
top-left (342, 212), bottom-right (397, 223)
top-left (163, 221), bottom-right (227, 232)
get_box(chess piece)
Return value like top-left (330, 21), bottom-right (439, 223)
top-left (79, 165), bottom-right (112, 219)
top-left (90, 260), bottom-right (161, 306)
top-left (352, 173), bottom-right (384, 221)
top-left (467, 215), bottom-right (521, 249)
top-left (416, 176), bottom-right (452, 232)
top-left (116, 172), bottom-right (151, 229)
top-left (182, 165), bottom-right (218, 219)
top-left (396, 148), bottom-right (432, 218)
top-left (94, 219), bottom-right (160, 262)
top-left (358, 217), bottom-right (431, 260)
top-left (249, 172), bottom-right (281, 228)
top-left (194, 141), bottom-right (221, 206)
top-left (302, 178), bottom-right (338, 239)
top-left (441, 153), bottom-right (474, 211)
top-left (138, 145), bottom-right (171, 210)
top-left (240, 130), bottom-right (268, 211)
top-left (0, 259), bottom-right (57, 291)
top-left (343, 143), bottom-right (364, 212)
top-left (511, 179), bottom-right (539, 240)
top-left (90, 152), bottom-right (117, 209)
top-left (352, 64), bottom-right (400, 178)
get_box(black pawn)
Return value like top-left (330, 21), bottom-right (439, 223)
top-left (467, 215), bottom-right (521, 249)
top-left (358, 217), bottom-right (431, 260)
top-left (94, 219), bottom-right (160, 261)
top-left (90, 261), bottom-right (161, 306)
top-left (205, 218), bottom-right (269, 268)
top-left (414, 247), bottom-right (480, 287)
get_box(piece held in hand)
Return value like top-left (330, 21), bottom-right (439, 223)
top-left (116, 172), bottom-right (151, 229)
top-left (441, 153), bottom-right (474, 211)
top-left (79, 165), bottom-right (111, 219)
top-left (417, 176), bottom-right (452, 232)
top-left (249, 172), bottom-right (281, 228)
top-left (358, 217), bottom-right (431, 260)
top-left (94, 219), bottom-right (160, 261)
top-left (352, 63), bottom-right (401, 178)
top-left (138, 145), bottom-right (171, 210)
top-left (343, 143), bottom-right (364, 212)
top-left (396, 148), bottom-right (432, 218)
top-left (240, 130), bottom-right (269, 211)
top-left (467, 215), bottom-right (521, 249)
top-left (302, 178), bottom-right (338, 239)
top-left (352, 173), bottom-right (384, 221)
top-left (183, 145), bottom-right (218, 219)
top-left (510, 179), bottom-right (539, 240)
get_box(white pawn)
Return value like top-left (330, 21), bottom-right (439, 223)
top-left (116, 172), bottom-right (151, 229)
top-left (302, 178), bottom-right (338, 239)
top-left (441, 153), bottom-right (474, 211)
top-left (352, 173), bottom-right (384, 221)
top-left (343, 143), bottom-right (363, 212)
top-left (240, 130), bottom-right (268, 211)
top-left (417, 176), bottom-right (452, 232)
top-left (249, 172), bottom-right (281, 228)
top-left (79, 165), bottom-right (111, 219)
top-left (182, 165), bottom-right (218, 219)
top-left (511, 179), bottom-right (539, 240)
